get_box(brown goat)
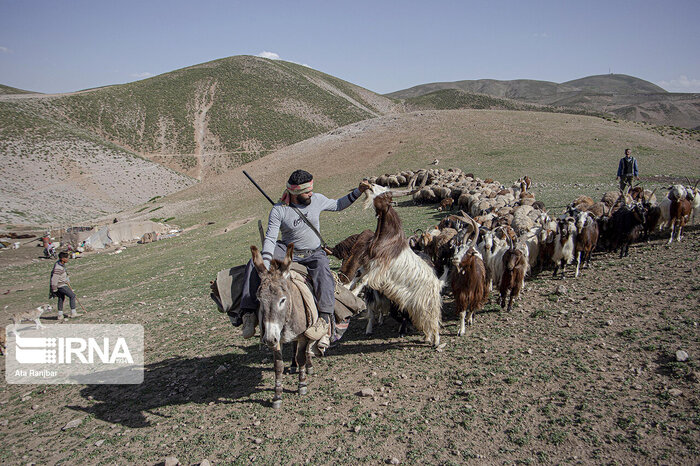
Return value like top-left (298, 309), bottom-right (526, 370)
top-left (330, 230), bottom-right (372, 262)
top-left (668, 197), bottom-right (692, 244)
top-left (451, 248), bottom-right (489, 335)
top-left (500, 248), bottom-right (527, 311)
top-left (337, 230), bottom-right (374, 284)
top-left (574, 213), bottom-right (599, 277)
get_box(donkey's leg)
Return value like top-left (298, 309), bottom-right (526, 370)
top-left (289, 341), bottom-right (298, 374)
top-left (305, 339), bottom-right (314, 376)
top-left (272, 347), bottom-right (284, 409)
top-left (296, 337), bottom-right (309, 395)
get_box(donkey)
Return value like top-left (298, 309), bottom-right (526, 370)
top-left (250, 243), bottom-right (314, 409)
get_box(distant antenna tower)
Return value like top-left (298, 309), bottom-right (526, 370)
top-left (609, 67), bottom-right (612, 75)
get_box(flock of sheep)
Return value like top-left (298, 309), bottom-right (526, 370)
top-left (335, 167), bottom-right (699, 344)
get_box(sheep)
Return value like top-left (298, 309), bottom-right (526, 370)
top-left (571, 195), bottom-right (595, 210)
top-left (601, 191), bottom-right (619, 208)
top-left (573, 211), bottom-right (599, 277)
top-left (438, 197), bottom-right (454, 211)
top-left (512, 205), bottom-right (536, 235)
top-left (586, 202), bottom-right (607, 219)
top-left (450, 216), bottom-right (489, 334)
top-left (413, 186), bottom-right (437, 204)
top-left (354, 186), bottom-right (445, 347)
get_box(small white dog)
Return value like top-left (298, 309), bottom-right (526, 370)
top-left (11, 305), bottom-right (52, 335)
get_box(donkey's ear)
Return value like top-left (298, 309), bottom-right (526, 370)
top-left (250, 245), bottom-right (267, 275)
top-left (282, 243), bottom-right (294, 269)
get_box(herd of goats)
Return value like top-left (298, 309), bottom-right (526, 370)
top-left (326, 167), bottom-right (699, 347)
top-left (235, 167), bottom-right (698, 407)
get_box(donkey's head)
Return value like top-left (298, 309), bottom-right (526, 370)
top-left (251, 243), bottom-right (295, 349)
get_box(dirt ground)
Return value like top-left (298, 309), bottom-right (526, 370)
top-left (0, 226), bottom-right (698, 465)
top-left (1, 110), bottom-right (698, 464)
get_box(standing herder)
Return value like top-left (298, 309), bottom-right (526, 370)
top-left (50, 252), bottom-right (81, 320)
top-left (616, 148), bottom-right (639, 192)
top-left (239, 169), bottom-right (370, 347)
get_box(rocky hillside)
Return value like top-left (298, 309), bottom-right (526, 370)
top-left (0, 101), bottom-right (196, 225)
top-left (388, 74), bottom-right (700, 129)
top-left (1, 56), bottom-right (399, 180)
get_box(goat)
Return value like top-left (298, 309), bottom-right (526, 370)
top-left (551, 217), bottom-right (576, 278)
top-left (450, 216), bottom-right (489, 334)
top-left (354, 187), bottom-right (445, 347)
top-left (573, 211), bottom-right (599, 277)
top-left (642, 202), bottom-right (661, 240)
top-left (607, 202), bottom-right (646, 257)
top-left (499, 242), bottom-right (528, 311)
top-left (684, 178), bottom-right (700, 224)
top-left (329, 230), bottom-right (372, 262)
top-left (424, 227), bottom-right (458, 277)
top-left (438, 212), bottom-right (471, 231)
top-left (668, 196), bottom-right (692, 244)
top-left (337, 230), bottom-right (374, 284)
top-left (364, 288), bottom-right (410, 337)
top-left (364, 250), bottom-right (437, 337)
top-left (478, 228), bottom-right (509, 291)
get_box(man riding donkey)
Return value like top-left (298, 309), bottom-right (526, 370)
top-left (239, 169), bottom-right (371, 351)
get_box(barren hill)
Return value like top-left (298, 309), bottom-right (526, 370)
top-left (388, 74), bottom-right (700, 129)
top-left (112, 109), bottom-right (699, 230)
top-left (0, 102), bottom-right (196, 225)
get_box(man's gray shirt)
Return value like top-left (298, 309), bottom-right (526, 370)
top-left (261, 188), bottom-right (362, 267)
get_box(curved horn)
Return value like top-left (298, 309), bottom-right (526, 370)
top-left (694, 179), bottom-right (699, 190)
top-left (685, 176), bottom-right (692, 187)
top-left (460, 212), bottom-right (480, 248)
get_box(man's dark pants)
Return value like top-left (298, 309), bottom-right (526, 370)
top-left (56, 286), bottom-right (76, 311)
top-left (240, 242), bottom-right (335, 321)
top-left (619, 176), bottom-right (633, 192)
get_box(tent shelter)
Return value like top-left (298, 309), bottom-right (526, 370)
top-left (83, 221), bottom-right (170, 250)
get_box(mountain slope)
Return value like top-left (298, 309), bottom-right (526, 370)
top-left (0, 84), bottom-right (37, 95)
top-left (561, 74), bottom-right (666, 94)
top-left (4, 56), bottom-right (399, 180)
top-left (388, 74), bottom-right (700, 129)
top-left (0, 101), bottom-right (196, 225)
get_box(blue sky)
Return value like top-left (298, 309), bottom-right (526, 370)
top-left (1, 0), bottom-right (698, 94)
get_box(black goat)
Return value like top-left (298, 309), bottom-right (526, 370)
top-left (606, 203), bottom-right (646, 258)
